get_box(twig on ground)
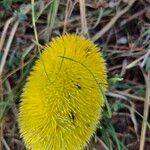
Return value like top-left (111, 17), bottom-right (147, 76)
top-left (114, 90), bottom-right (145, 102)
top-left (126, 55), bottom-right (145, 69)
top-left (107, 91), bottom-right (127, 100)
top-left (126, 50), bottom-right (150, 69)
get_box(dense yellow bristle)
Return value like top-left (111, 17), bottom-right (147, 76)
top-left (18, 34), bottom-right (107, 150)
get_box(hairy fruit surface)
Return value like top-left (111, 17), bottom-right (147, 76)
top-left (19, 34), bottom-right (107, 150)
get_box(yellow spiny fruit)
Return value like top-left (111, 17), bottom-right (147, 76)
top-left (19, 34), bottom-right (107, 150)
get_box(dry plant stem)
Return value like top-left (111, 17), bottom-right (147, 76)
top-left (63, 0), bottom-right (70, 33)
top-left (126, 55), bottom-right (145, 69)
top-left (107, 91), bottom-right (127, 100)
top-left (139, 72), bottom-right (150, 150)
top-left (35, 1), bottom-right (53, 22)
top-left (115, 90), bottom-right (145, 102)
top-left (0, 21), bottom-right (19, 76)
top-left (92, 0), bottom-right (137, 42)
top-left (31, 0), bottom-right (41, 54)
top-left (2, 137), bottom-right (10, 150)
top-left (91, 8), bottom-right (103, 29)
top-left (0, 4), bottom-right (32, 76)
top-left (0, 18), bottom-right (15, 150)
top-left (79, 0), bottom-right (88, 36)
top-left (0, 17), bottom-right (15, 51)
top-left (63, 0), bottom-right (77, 33)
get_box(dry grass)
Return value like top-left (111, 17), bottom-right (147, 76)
top-left (0, 0), bottom-right (150, 149)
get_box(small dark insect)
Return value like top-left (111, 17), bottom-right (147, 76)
top-left (75, 84), bottom-right (82, 89)
top-left (69, 111), bottom-right (75, 120)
